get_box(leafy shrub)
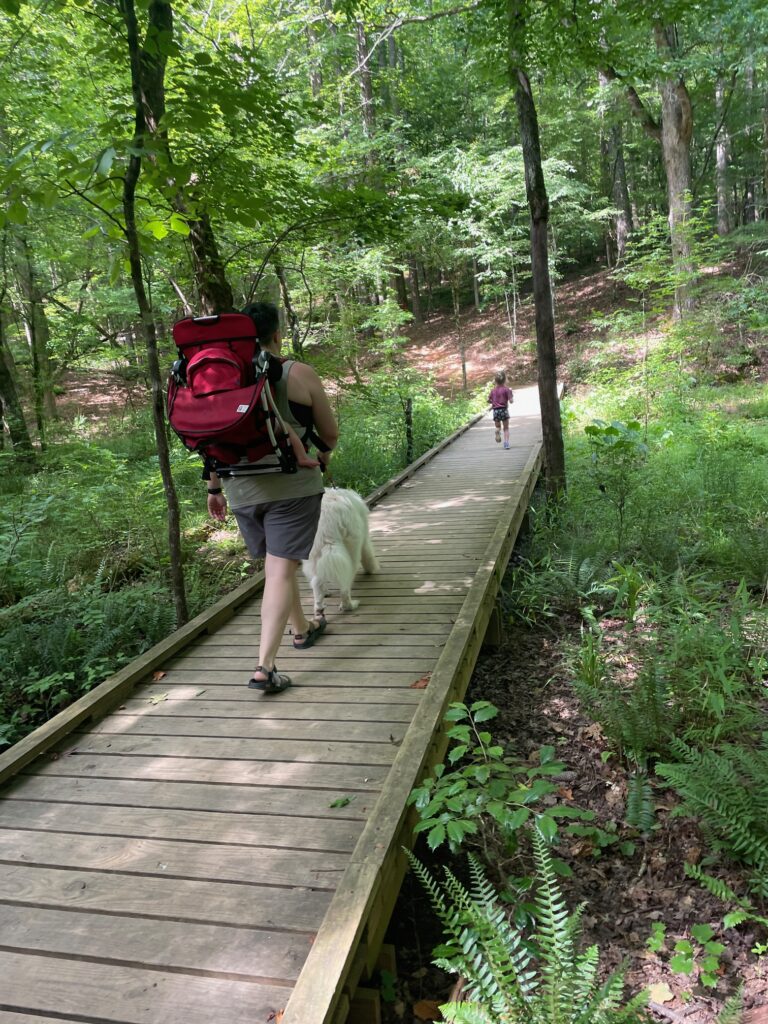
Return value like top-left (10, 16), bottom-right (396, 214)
top-left (0, 580), bottom-right (176, 748)
top-left (409, 828), bottom-right (647, 1024)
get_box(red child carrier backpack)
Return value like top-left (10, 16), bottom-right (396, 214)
top-left (166, 312), bottom-right (297, 476)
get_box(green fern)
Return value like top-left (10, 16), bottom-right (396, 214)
top-left (657, 741), bottom-right (768, 882)
top-left (625, 771), bottom-right (655, 833)
top-left (716, 987), bottom-right (743, 1024)
top-left (408, 827), bottom-right (647, 1023)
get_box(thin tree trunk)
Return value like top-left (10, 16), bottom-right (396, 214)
top-left (508, 0), bottom-right (565, 494)
top-left (387, 34), bottom-right (400, 116)
top-left (274, 256), bottom-right (302, 357)
top-left (356, 21), bottom-right (376, 166)
top-left (15, 238), bottom-right (57, 429)
top-left (472, 259), bottom-right (481, 309)
top-left (598, 73), bottom-right (633, 263)
top-left (0, 307), bottom-right (35, 463)
top-left (404, 396), bottom-right (413, 464)
top-left (655, 23), bottom-right (695, 317)
top-left (408, 256), bottom-right (423, 324)
top-left (120, 0), bottom-right (188, 626)
top-left (716, 75), bottom-right (731, 235)
top-left (452, 280), bottom-right (467, 393)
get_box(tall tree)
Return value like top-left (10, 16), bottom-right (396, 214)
top-left (506, 0), bottom-right (565, 494)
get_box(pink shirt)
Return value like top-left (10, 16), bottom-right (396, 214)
top-left (489, 385), bottom-right (513, 409)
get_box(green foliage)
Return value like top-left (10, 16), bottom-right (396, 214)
top-left (408, 701), bottom-right (596, 862)
top-left (0, 579), bottom-right (175, 747)
top-left (646, 920), bottom-right (726, 990)
top-left (408, 829), bottom-right (647, 1024)
top-left (657, 741), bottom-right (768, 896)
top-left (584, 420), bottom-right (649, 550)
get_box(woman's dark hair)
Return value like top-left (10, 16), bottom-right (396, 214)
top-left (242, 301), bottom-right (279, 344)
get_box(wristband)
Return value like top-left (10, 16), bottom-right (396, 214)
top-left (207, 487), bottom-right (223, 495)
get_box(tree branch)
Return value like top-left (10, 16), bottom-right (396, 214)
top-left (600, 64), bottom-right (661, 142)
top-left (346, 1), bottom-right (482, 80)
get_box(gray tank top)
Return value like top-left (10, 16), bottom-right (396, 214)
top-left (223, 360), bottom-right (324, 509)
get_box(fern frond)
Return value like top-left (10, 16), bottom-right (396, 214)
top-left (625, 770), bottom-right (655, 833)
top-left (717, 987), bottom-right (744, 1024)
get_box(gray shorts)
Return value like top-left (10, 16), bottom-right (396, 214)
top-left (233, 493), bottom-right (323, 561)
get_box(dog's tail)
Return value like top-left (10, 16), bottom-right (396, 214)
top-left (361, 536), bottom-right (379, 574)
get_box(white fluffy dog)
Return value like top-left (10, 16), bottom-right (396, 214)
top-left (303, 488), bottom-right (379, 614)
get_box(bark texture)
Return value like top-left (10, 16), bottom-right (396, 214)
top-left (120, 0), bottom-right (188, 626)
top-left (0, 307), bottom-right (35, 463)
top-left (716, 76), bottom-right (731, 236)
top-left (655, 23), bottom-right (695, 316)
top-left (508, 1), bottom-right (565, 494)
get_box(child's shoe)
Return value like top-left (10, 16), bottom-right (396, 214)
top-left (494, 427), bottom-right (501, 443)
top-left (503, 440), bottom-right (510, 449)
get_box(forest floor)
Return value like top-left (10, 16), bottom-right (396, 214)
top-left (382, 601), bottom-right (768, 1024)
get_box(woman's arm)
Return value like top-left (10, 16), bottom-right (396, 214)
top-left (290, 362), bottom-right (339, 452)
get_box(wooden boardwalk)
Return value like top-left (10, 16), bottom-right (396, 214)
top-left (0, 390), bottom-right (544, 1024)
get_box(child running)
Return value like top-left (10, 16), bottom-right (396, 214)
top-left (488, 370), bottom-right (514, 449)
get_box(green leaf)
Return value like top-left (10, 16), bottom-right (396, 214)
top-left (691, 923), bottom-right (714, 944)
top-left (329, 796), bottom-right (351, 808)
top-left (506, 807), bottom-right (530, 830)
top-left (7, 200), bottom-right (28, 224)
top-left (536, 814), bottom-right (558, 841)
top-left (670, 953), bottom-right (694, 974)
top-left (96, 146), bottom-right (117, 177)
top-left (446, 820), bottom-right (467, 846)
top-left (169, 213), bottom-right (190, 236)
top-left (81, 226), bottom-right (101, 240)
top-left (427, 823), bottom-right (446, 850)
top-left (144, 220), bottom-right (168, 240)
top-left (0, 0), bottom-right (21, 15)
top-left (471, 702), bottom-right (498, 723)
top-left (723, 911), bottom-right (750, 928)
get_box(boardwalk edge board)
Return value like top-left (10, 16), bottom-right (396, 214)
top-left (0, 411), bottom-right (484, 788)
top-left (281, 443), bottom-right (544, 1024)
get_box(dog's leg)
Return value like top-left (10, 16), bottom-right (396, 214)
top-left (311, 576), bottom-right (327, 618)
top-left (339, 590), bottom-right (359, 612)
top-left (361, 536), bottom-right (379, 574)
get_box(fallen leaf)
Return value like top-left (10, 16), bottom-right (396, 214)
top-left (410, 673), bottom-right (431, 689)
top-left (744, 1009), bottom-right (768, 1024)
top-left (266, 1011), bottom-right (284, 1024)
top-left (329, 796), bottom-right (352, 808)
top-left (648, 982), bottom-right (674, 1004)
top-left (148, 693), bottom-right (168, 705)
top-left (413, 999), bottom-right (442, 1021)
top-left (195, 689), bottom-right (206, 696)
top-left (152, 670), bottom-right (166, 681)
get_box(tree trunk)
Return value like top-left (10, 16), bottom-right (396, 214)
top-left (716, 75), bottom-right (731, 235)
top-left (408, 256), bottom-right (423, 324)
top-left (356, 21), bottom-right (376, 166)
top-left (15, 238), bottom-right (57, 434)
top-left (391, 267), bottom-right (408, 309)
top-left (472, 258), bottom-right (481, 309)
top-left (598, 73), bottom-right (634, 264)
top-left (508, 0), bottom-right (565, 495)
top-left (274, 256), bottom-right (302, 357)
top-left (305, 23), bottom-right (323, 99)
top-left (387, 34), bottom-right (400, 117)
top-left (404, 396), bottom-right (413, 464)
top-left (0, 307), bottom-right (35, 464)
top-left (452, 281), bottom-right (467, 393)
top-left (655, 23), bottom-right (695, 317)
top-left (120, 0), bottom-right (188, 626)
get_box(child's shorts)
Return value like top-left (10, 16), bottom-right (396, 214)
top-left (492, 407), bottom-right (509, 422)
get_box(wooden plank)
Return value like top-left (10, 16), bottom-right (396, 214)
top-left (29, 753), bottom-right (388, 789)
top-left (114, 699), bottom-right (416, 721)
top-left (177, 650), bottom-right (442, 667)
top-left (0, 904), bottom-right (312, 982)
top-left (4, 776), bottom-right (373, 820)
top-left (56, 734), bottom-right (400, 766)
top-left (134, 684), bottom-right (423, 703)
top-left (0, 829), bottom-right (348, 890)
top-left (0, 800), bottom-right (364, 853)
top-left (88, 715), bottom-right (409, 746)
top-left (281, 443), bottom-right (543, 1024)
top-left (0, 951), bottom-right (288, 1024)
top-left (195, 629), bottom-right (451, 645)
top-left (136, 671), bottom-right (432, 687)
